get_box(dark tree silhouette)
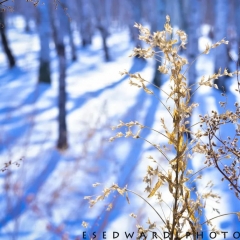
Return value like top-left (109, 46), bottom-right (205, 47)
top-left (51, 0), bottom-right (68, 150)
top-left (78, 0), bottom-right (93, 46)
top-left (214, 0), bottom-right (229, 90)
top-left (37, 1), bottom-right (51, 83)
top-left (0, 11), bottom-right (15, 68)
top-left (91, 0), bottom-right (110, 62)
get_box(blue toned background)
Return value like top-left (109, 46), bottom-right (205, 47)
top-left (0, 0), bottom-right (239, 239)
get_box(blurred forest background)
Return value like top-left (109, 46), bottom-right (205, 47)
top-left (0, 0), bottom-right (239, 239)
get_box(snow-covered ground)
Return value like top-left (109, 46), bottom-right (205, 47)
top-left (0, 19), bottom-right (239, 239)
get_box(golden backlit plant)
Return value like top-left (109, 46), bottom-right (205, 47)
top-left (84, 16), bottom-right (240, 239)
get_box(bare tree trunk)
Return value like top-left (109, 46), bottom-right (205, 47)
top-left (130, 0), bottom-right (142, 48)
top-left (102, 0), bottom-right (111, 61)
top-left (187, 0), bottom-right (200, 89)
top-left (202, 0), bottom-right (214, 39)
top-left (98, 25), bottom-right (110, 61)
top-left (38, 1), bottom-right (51, 84)
top-left (78, 0), bottom-right (94, 46)
top-left (227, 0), bottom-right (236, 65)
top-left (235, 1), bottom-right (240, 44)
top-left (0, 12), bottom-right (15, 68)
top-left (234, 1), bottom-right (240, 55)
top-left (185, 0), bottom-right (200, 141)
top-left (152, 0), bottom-right (166, 88)
top-left (52, 2), bottom-right (68, 150)
top-left (25, 13), bottom-right (31, 32)
top-left (179, 0), bottom-right (189, 34)
top-left (56, 43), bottom-right (67, 150)
top-left (166, 0), bottom-right (181, 28)
top-left (214, 0), bottom-right (229, 90)
top-left (67, 20), bottom-right (77, 61)
top-left (91, 0), bottom-right (110, 61)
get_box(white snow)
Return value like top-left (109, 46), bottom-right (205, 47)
top-left (0, 18), bottom-right (239, 239)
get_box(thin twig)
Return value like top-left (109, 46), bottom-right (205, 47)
top-left (201, 212), bottom-right (239, 225)
top-left (126, 189), bottom-right (166, 225)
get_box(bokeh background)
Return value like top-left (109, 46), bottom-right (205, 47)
top-left (0, 0), bottom-right (239, 239)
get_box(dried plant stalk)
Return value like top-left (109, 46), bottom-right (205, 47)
top-left (85, 16), bottom-right (240, 240)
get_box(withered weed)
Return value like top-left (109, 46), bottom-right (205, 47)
top-left (84, 16), bottom-right (240, 240)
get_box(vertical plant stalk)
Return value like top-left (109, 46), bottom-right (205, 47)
top-left (84, 16), bottom-right (240, 239)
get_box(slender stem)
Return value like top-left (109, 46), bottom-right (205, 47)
top-left (128, 75), bottom-right (173, 117)
top-left (190, 85), bottom-right (201, 98)
top-left (212, 128), bottom-right (240, 158)
top-left (208, 125), bottom-right (240, 194)
top-left (152, 93), bottom-right (173, 118)
top-left (143, 126), bottom-right (169, 140)
top-left (170, 60), bottom-right (183, 240)
top-left (126, 189), bottom-right (166, 225)
top-left (143, 79), bottom-right (173, 100)
top-left (183, 52), bottom-right (204, 77)
top-left (140, 137), bottom-right (170, 162)
top-left (153, 55), bottom-right (164, 63)
top-left (140, 79), bottom-right (174, 118)
top-left (188, 165), bottom-right (209, 180)
top-left (201, 212), bottom-right (239, 225)
top-left (189, 121), bottom-right (202, 128)
top-left (236, 48), bottom-right (240, 93)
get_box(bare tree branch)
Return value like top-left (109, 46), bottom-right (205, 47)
top-left (0, 0), bottom-right (8, 5)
